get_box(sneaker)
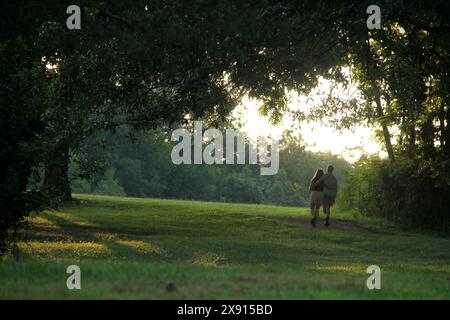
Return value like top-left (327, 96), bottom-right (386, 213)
top-left (324, 216), bottom-right (330, 227)
top-left (311, 217), bottom-right (317, 227)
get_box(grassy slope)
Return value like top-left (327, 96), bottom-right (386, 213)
top-left (1, 194), bottom-right (449, 299)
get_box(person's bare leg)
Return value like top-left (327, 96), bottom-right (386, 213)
top-left (311, 203), bottom-right (318, 226)
top-left (316, 204), bottom-right (321, 216)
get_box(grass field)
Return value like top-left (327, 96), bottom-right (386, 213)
top-left (1, 194), bottom-right (450, 299)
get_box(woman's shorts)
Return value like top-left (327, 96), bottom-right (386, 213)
top-left (310, 191), bottom-right (323, 205)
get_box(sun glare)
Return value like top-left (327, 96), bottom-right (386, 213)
top-left (233, 94), bottom-right (385, 163)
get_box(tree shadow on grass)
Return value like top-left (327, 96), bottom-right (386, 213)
top-left (20, 212), bottom-right (169, 261)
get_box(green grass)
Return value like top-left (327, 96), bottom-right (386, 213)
top-left (1, 194), bottom-right (450, 299)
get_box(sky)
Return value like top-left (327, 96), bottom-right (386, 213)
top-left (233, 92), bottom-right (386, 163)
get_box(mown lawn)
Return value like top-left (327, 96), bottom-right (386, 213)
top-left (1, 194), bottom-right (449, 299)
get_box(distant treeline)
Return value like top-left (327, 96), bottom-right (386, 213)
top-left (70, 127), bottom-right (350, 207)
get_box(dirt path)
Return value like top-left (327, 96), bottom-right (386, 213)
top-left (263, 216), bottom-right (395, 235)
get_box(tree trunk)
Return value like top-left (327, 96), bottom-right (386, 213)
top-left (44, 142), bottom-right (72, 201)
top-left (366, 34), bottom-right (395, 161)
top-left (406, 104), bottom-right (416, 148)
top-left (409, 122), bottom-right (416, 147)
top-left (374, 93), bottom-right (395, 161)
top-left (420, 117), bottom-right (435, 157)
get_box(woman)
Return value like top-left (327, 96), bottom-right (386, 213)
top-left (309, 169), bottom-right (325, 227)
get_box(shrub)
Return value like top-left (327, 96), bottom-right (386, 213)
top-left (339, 155), bottom-right (450, 232)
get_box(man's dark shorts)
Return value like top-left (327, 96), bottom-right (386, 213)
top-left (323, 194), bottom-right (335, 206)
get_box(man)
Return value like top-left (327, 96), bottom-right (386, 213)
top-left (314, 165), bottom-right (338, 227)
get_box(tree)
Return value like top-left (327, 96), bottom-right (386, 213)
top-left (0, 2), bottom-right (60, 254)
top-left (31, 0), bottom-right (348, 200)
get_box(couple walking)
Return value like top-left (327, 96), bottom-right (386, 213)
top-left (309, 165), bottom-right (338, 227)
